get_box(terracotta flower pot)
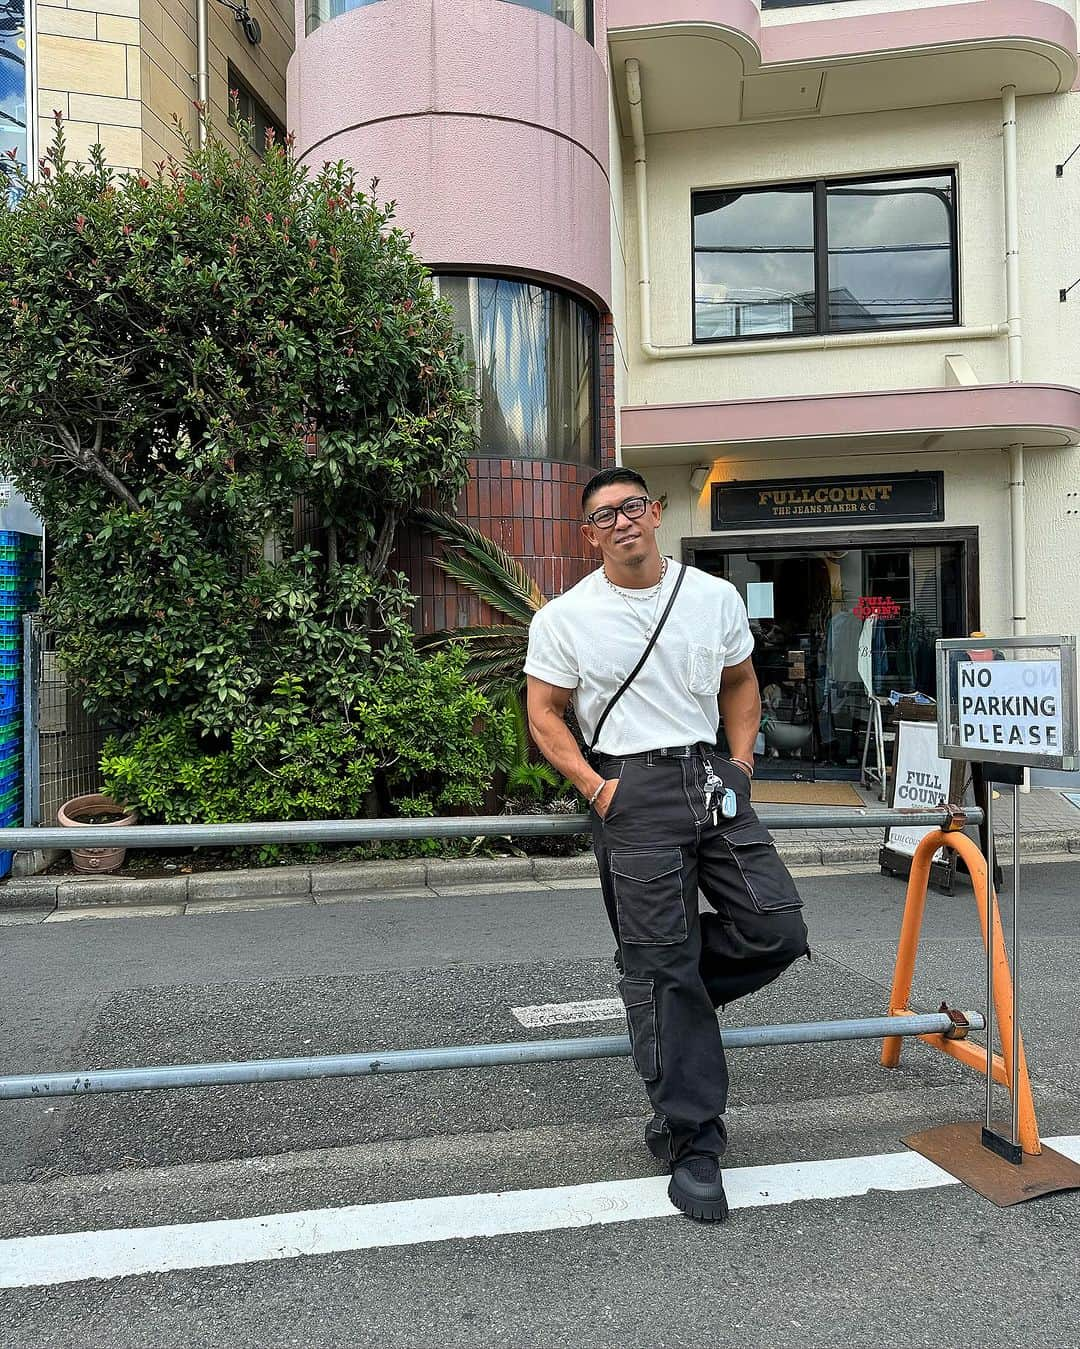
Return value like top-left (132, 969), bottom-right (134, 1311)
top-left (57, 793), bottom-right (138, 874)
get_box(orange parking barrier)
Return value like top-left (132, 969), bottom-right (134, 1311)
top-left (881, 826), bottom-right (1041, 1156)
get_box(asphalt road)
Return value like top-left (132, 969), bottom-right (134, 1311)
top-left (1, 859), bottom-right (1079, 1347)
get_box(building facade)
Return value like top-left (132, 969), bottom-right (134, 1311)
top-left (2, 0), bottom-right (290, 181)
top-left (290, 0), bottom-right (1080, 778)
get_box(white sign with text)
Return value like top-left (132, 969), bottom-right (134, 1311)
top-left (888, 720), bottom-right (950, 861)
top-left (957, 660), bottom-right (1063, 755)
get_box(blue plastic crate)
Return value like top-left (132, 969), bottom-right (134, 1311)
top-left (0, 805), bottom-right (22, 828)
top-left (0, 687), bottom-right (20, 713)
top-left (0, 849), bottom-right (12, 879)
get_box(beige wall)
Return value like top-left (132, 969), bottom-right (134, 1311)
top-left (37, 1), bottom-right (143, 174)
top-left (620, 98), bottom-right (1021, 404)
top-left (617, 85), bottom-right (1080, 633)
top-left (34, 0), bottom-right (293, 176)
top-left (141, 0), bottom-right (293, 166)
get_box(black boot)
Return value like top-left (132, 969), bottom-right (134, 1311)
top-left (668, 1154), bottom-right (729, 1223)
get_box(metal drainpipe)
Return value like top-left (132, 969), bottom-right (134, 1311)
top-left (626, 59), bottom-right (661, 361)
top-left (1002, 85), bottom-right (1027, 637)
top-left (196, 0), bottom-right (210, 148)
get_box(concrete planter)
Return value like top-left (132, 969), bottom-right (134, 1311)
top-left (57, 793), bottom-right (138, 874)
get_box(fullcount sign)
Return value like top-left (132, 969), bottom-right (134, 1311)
top-left (957, 660), bottom-right (1062, 753)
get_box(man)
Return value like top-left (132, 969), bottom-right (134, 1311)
top-left (525, 467), bottom-right (809, 1224)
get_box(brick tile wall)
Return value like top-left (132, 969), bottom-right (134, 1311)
top-left (400, 315), bottom-right (617, 634)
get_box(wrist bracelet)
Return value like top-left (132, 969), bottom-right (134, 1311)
top-left (587, 779), bottom-right (606, 807)
top-left (731, 757), bottom-right (755, 778)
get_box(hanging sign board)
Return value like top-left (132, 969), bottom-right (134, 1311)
top-left (936, 636), bottom-right (1079, 770)
top-left (712, 471), bottom-right (944, 531)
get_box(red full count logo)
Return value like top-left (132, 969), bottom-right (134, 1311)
top-left (853, 596), bottom-right (901, 620)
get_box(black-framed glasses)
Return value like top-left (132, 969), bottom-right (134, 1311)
top-left (584, 495), bottom-right (652, 529)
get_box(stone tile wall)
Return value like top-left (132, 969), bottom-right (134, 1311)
top-left (34, 0), bottom-right (292, 176)
top-left (37, 0), bottom-right (143, 173)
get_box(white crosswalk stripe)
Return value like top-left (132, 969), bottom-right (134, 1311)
top-left (4, 1136), bottom-right (1078, 1289)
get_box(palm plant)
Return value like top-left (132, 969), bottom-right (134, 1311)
top-left (412, 507), bottom-right (546, 697)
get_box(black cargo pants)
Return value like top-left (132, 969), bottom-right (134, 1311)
top-left (590, 743), bottom-right (809, 1163)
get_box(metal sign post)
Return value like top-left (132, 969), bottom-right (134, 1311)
top-left (936, 635), bottom-right (1078, 1165)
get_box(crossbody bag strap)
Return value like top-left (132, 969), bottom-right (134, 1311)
top-left (589, 561), bottom-right (686, 754)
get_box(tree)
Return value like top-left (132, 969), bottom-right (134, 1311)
top-left (0, 115), bottom-right (511, 824)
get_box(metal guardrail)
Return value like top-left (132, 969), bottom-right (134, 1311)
top-left (0, 1013), bottom-right (985, 1101)
top-left (0, 805), bottom-right (980, 851)
top-left (0, 806), bottom-right (984, 1105)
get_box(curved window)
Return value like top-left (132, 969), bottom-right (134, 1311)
top-left (437, 275), bottom-right (598, 466)
top-left (307, 0), bottom-right (593, 40)
top-left (306, 0), bottom-right (381, 36)
top-left (501, 0), bottom-right (593, 41)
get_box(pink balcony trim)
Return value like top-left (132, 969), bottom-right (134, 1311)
top-left (608, 0), bottom-right (1076, 82)
top-left (621, 383), bottom-right (1080, 449)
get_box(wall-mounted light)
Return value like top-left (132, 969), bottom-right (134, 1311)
top-left (689, 465), bottom-right (711, 493)
top-left (216, 0), bottom-right (261, 44)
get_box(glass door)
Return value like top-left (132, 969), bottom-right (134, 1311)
top-left (698, 543), bottom-right (966, 780)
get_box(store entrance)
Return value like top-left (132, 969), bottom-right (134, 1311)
top-left (686, 529), bottom-right (977, 780)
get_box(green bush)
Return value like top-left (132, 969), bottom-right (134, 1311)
top-left (101, 647), bottom-right (514, 826)
top-left (0, 117), bottom-right (476, 740)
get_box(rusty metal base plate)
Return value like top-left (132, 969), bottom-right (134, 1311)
top-left (904, 1123), bottom-right (1080, 1207)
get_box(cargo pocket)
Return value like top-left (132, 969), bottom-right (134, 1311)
top-left (610, 847), bottom-right (686, 946)
top-left (618, 976), bottom-right (660, 1082)
top-left (724, 823), bottom-right (804, 913)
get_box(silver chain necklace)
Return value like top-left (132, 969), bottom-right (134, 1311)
top-left (603, 556), bottom-right (670, 637)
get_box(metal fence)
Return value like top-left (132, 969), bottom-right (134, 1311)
top-left (0, 805), bottom-right (984, 1103)
top-left (22, 614), bottom-right (111, 829)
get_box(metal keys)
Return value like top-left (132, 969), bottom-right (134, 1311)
top-left (702, 763), bottom-right (738, 827)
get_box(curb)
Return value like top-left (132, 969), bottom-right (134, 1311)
top-left (2, 830), bottom-right (1078, 911)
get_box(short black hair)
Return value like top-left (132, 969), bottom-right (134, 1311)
top-left (581, 466), bottom-right (649, 514)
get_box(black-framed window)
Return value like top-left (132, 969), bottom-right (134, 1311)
top-left (692, 170), bottom-right (958, 343)
top-left (436, 275), bottom-right (599, 466)
top-left (228, 65), bottom-right (285, 157)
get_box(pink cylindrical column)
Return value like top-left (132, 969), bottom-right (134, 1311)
top-left (288, 0), bottom-right (612, 308)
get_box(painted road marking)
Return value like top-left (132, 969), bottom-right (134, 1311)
top-left (4, 1136), bottom-right (1078, 1288)
top-left (511, 998), bottom-right (624, 1028)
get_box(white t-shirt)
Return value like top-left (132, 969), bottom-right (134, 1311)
top-left (524, 561), bottom-right (755, 755)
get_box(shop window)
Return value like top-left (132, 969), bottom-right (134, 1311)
top-left (692, 170), bottom-right (958, 343)
top-left (228, 66), bottom-right (285, 155)
top-left (436, 275), bottom-right (598, 466)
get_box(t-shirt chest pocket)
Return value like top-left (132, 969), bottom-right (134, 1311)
top-left (687, 643), bottom-right (724, 695)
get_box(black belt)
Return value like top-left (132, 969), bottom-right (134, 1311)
top-left (593, 742), bottom-right (713, 763)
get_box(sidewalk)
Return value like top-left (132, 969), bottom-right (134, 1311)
top-left (2, 786), bottom-right (1077, 920)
